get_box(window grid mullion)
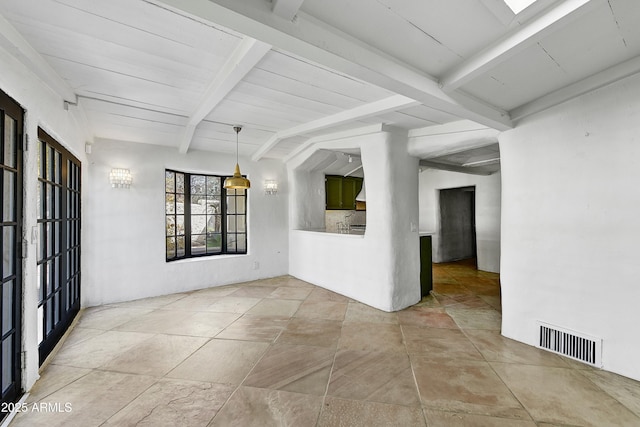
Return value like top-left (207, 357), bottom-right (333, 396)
top-left (221, 186), bottom-right (227, 254)
top-left (184, 173), bottom-right (192, 258)
top-left (165, 170), bottom-right (246, 261)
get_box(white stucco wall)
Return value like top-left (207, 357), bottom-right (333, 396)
top-left (418, 169), bottom-right (501, 273)
top-left (288, 168), bottom-right (325, 230)
top-left (83, 139), bottom-right (288, 306)
top-left (288, 128), bottom-right (420, 311)
top-left (1, 45), bottom-right (89, 391)
top-left (500, 73), bottom-right (640, 381)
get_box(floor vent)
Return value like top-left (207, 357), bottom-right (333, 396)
top-left (537, 322), bottom-right (602, 367)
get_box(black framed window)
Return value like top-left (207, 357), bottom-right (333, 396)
top-left (165, 169), bottom-right (247, 261)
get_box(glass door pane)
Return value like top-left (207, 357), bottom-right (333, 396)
top-left (36, 128), bottom-right (81, 365)
top-left (0, 89), bottom-right (23, 412)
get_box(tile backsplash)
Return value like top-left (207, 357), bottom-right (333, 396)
top-left (325, 210), bottom-right (366, 233)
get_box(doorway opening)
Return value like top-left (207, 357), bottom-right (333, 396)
top-left (438, 186), bottom-right (477, 265)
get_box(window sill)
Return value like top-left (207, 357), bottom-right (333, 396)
top-left (167, 253), bottom-right (248, 264)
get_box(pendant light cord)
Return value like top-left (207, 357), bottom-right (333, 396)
top-left (234, 126), bottom-right (241, 165)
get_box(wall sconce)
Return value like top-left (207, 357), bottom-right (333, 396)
top-left (264, 179), bottom-right (278, 195)
top-left (110, 168), bottom-right (132, 188)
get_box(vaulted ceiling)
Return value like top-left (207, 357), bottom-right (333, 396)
top-left (1, 0), bottom-right (639, 164)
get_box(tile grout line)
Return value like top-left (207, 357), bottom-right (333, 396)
top-left (400, 323), bottom-right (430, 427)
top-left (92, 292), bottom-right (264, 425)
top-left (102, 297), bottom-right (203, 425)
top-left (205, 281), bottom-right (328, 424)
top-left (434, 262), bottom-right (538, 424)
top-left (205, 292), bottom-right (277, 427)
top-left (91, 317), bottom-right (172, 427)
top-left (458, 315), bottom-right (538, 424)
top-left (200, 279), bottom-right (311, 425)
top-left (314, 304), bottom-right (346, 427)
top-left (571, 367), bottom-right (640, 422)
top-left (22, 268), bottom-right (640, 426)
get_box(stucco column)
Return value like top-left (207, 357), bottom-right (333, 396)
top-left (361, 129), bottom-right (420, 309)
top-left (287, 126), bottom-right (420, 311)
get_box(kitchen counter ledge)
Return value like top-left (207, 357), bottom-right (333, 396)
top-left (294, 228), bottom-right (365, 237)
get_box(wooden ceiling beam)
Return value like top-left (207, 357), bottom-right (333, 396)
top-left (271, 0), bottom-right (305, 21)
top-left (251, 94), bottom-right (419, 161)
top-left (408, 121), bottom-right (500, 160)
top-left (284, 124), bottom-right (385, 165)
top-left (419, 160), bottom-right (495, 176)
top-left (178, 36), bottom-right (271, 153)
top-left (511, 53), bottom-right (640, 121)
top-left (440, 0), bottom-right (599, 91)
top-left (149, 0), bottom-right (513, 132)
top-left (0, 14), bottom-right (95, 142)
top-left (0, 13), bottom-right (76, 102)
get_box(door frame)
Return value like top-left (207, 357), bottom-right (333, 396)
top-left (0, 89), bottom-right (24, 408)
top-left (437, 185), bottom-right (477, 263)
top-left (36, 128), bottom-right (81, 365)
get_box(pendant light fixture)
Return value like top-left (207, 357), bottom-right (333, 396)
top-left (223, 125), bottom-right (251, 190)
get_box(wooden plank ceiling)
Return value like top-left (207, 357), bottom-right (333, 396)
top-left (0, 0), bottom-right (639, 165)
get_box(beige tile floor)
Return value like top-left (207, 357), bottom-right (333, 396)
top-left (9, 260), bottom-right (640, 426)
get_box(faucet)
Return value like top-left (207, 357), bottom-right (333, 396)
top-left (342, 212), bottom-right (354, 233)
top-left (344, 212), bottom-right (354, 225)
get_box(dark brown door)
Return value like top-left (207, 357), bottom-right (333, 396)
top-left (439, 186), bottom-right (476, 262)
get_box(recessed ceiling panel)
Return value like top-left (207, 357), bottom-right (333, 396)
top-left (190, 122), bottom-right (273, 155)
top-left (461, 1), bottom-right (640, 111)
top-left (428, 143), bottom-right (500, 165)
top-left (243, 67), bottom-right (369, 111)
top-left (205, 97), bottom-right (313, 133)
top-left (0, 0), bottom-right (247, 147)
top-left (301, 0), bottom-right (508, 76)
top-left (1, 0), bottom-right (638, 161)
top-left (79, 96), bottom-right (187, 147)
top-left (2, 0), bottom-right (241, 70)
top-left (223, 86), bottom-right (328, 125)
top-left (423, 143), bottom-right (501, 175)
top-left (461, 44), bottom-right (569, 111)
top-left (231, 80), bottom-right (343, 118)
top-left (85, 111), bottom-right (183, 148)
top-left (398, 105), bottom-right (461, 125)
top-left (374, 111), bottom-right (439, 129)
top-left (256, 50), bottom-right (394, 103)
top-left (537, 0), bottom-right (640, 77)
top-left (298, 121), bottom-right (380, 138)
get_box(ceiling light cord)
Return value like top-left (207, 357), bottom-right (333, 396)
top-left (223, 125), bottom-right (251, 190)
top-left (234, 125), bottom-right (241, 165)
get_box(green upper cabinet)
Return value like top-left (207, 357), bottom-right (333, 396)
top-left (342, 177), bottom-right (362, 210)
top-left (325, 175), bottom-right (363, 210)
top-left (325, 175), bottom-right (343, 209)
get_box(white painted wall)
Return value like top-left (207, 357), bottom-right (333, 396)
top-left (83, 139), bottom-right (288, 306)
top-left (418, 169), bottom-right (501, 273)
top-left (288, 127), bottom-right (420, 311)
top-left (500, 73), bottom-right (640, 381)
top-left (288, 169), bottom-right (325, 230)
top-left (0, 44), bottom-right (89, 391)
top-left (1, 37), bottom-right (289, 390)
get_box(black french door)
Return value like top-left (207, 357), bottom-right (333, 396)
top-left (37, 129), bottom-right (81, 364)
top-left (0, 90), bottom-right (24, 408)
